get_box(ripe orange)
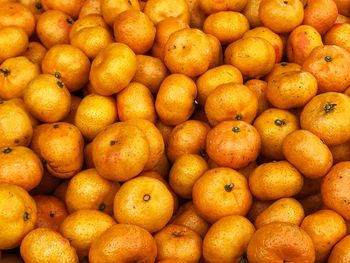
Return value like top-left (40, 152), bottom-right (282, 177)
top-left (0, 26), bottom-right (28, 63)
top-left (259, 0), bottom-right (304, 34)
top-left (328, 235), bottom-right (350, 263)
top-left (89, 43), bottom-right (137, 96)
top-left (113, 9), bottom-right (155, 54)
top-left (203, 215), bottom-right (255, 263)
top-left (164, 28), bottom-right (212, 77)
top-left (114, 176), bottom-right (173, 233)
top-left (301, 209), bottom-right (347, 262)
top-left (249, 161), bottom-right (304, 200)
top-left (247, 222), bottom-right (315, 263)
top-left (206, 120), bottom-right (261, 170)
top-left (205, 83), bottom-right (258, 126)
top-left (303, 45), bottom-right (350, 93)
top-left (65, 168), bottom-right (120, 214)
top-left (254, 198), bottom-right (305, 228)
top-left (89, 223), bottom-right (157, 263)
top-left (192, 167), bottom-right (253, 223)
top-left (154, 224), bottom-right (202, 263)
top-left (225, 37), bottom-right (275, 78)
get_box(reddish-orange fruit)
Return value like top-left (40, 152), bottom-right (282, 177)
top-left (207, 120), bottom-right (261, 170)
top-left (321, 162), bottom-right (350, 220)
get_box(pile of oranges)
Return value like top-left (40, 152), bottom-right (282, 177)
top-left (1, 0), bottom-right (350, 262)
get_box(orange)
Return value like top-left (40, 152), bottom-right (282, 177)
top-left (0, 184), bottom-right (37, 250)
top-left (253, 108), bottom-right (299, 160)
top-left (100, 0), bottom-right (140, 26)
top-left (114, 176), bottom-right (173, 233)
top-left (245, 79), bottom-right (270, 115)
top-left (243, 26), bottom-right (284, 62)
top-left (0, 26), bottom-right (28, 63)
top-left (329, 141), bottom-right (350, 163)
top-left (42, 44), bottom-right (90, 92)
top-left (89, 43), bottom-right (137, 96)
top-left (41, 0), bottom-right (84, 18)
top-left (60, 210), bottom-right (116, 259)
top-left (169, 154), bottom-right (209, 198)
top-left (287, 25), bottom-right (323, 65)
top-left (203, 215), bottom-right (255, 263)
top-left (65, 168), bottom-right (120, 214)
top-left (5, 98), bottom-right (38, 128)
top-left (166, 120), bottom-right (210, 162)
top-left (324, 23), bottom-right (350, 54)
top-left (125, 119), bottom-right (165, 170)
top-left (247, 222), bottom-right (315, 263)
top-left (203, 11), bottom-right (250, 45)
top-left (0, 146), bottom-right (43, 191)
top-left (34, 195), bottom-right (68, 231)
top-left (20, 228), bottom-right (78, 263)
top-left (75, 94), bottom-right (118, 141)
top-left (79, 0), bottom-right (101, 17)
top-left (31, 122), bottom-right (84, 179)
top-left (0, 99), bottom-right (33, 147)
top-left (70, 25), bottom-right (113, 60)
top-left (328, 235), bottom-right (350, 263)
top-left (254, 198), bottom-right (305, 229)
top-left (242, 0), bottom-right (263, 28)
top-left (23, 74), bottom-right (71, 123)
top-left (321, 162), bottom-right (350, 220)
top-left (154, 224), bottom-right (202, 263)
top-left (225, 37), bottom-right (275, 78)
top-left (117, 82), bottom-right (156, 123)
top-left (21, 41), bottom-right (47, 66)
top-left (113, 9), bottom-right (155, 54)
top-left (164, 28), bottom-right (212, 77)
top-left (144, 0), bottom-right (190, 25)
top-left (301, 209), bottom-right (347, 262)
top-left (0, 2), bottom-right (35, 36)
top-left (36, 10), bottom-right (73, 49)
top-left (152, 17), bottom-right (190, 60)
top-left (266, 70), bottom-right (318, 109)
top-left (198, 0), bottom-right (248, 14)
top-left (18, 0), bottom-right (44, 20)
top-left (171, 201), bottom-right (210, 238)
top-left (300, 92), bottom-right (350, 146)
top-left (259, 0), bottom-right (304, 34)
top-left (206, 121), bottom-right (261, 170)
top-left (302, 0), bottom-right (338, 35)
top-left (249, 161), bottom-right (304, 200)
top-left (302, 45), bottom-right (350, 93)
top-left (205, 83), bottom-right (258, 126)
top-left (92, 122), bottom-right (149, 181)
top-left (155, 74), bottom-right (197, 126)
top-left (0, 56), bottom-right (40, 100)
top-left (132, 54), bottom-right (169, 95)
top-left (282, 129), bottom-right (333, 178)
top-left (192, 167), bottom-right (253, 223)
top-left (89, 223), bottom-right (157, 263)
top-left (196, 64), bottom-right (243, 106)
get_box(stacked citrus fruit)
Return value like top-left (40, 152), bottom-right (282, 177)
top-left (1, 0), bottom-right (350, 262)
